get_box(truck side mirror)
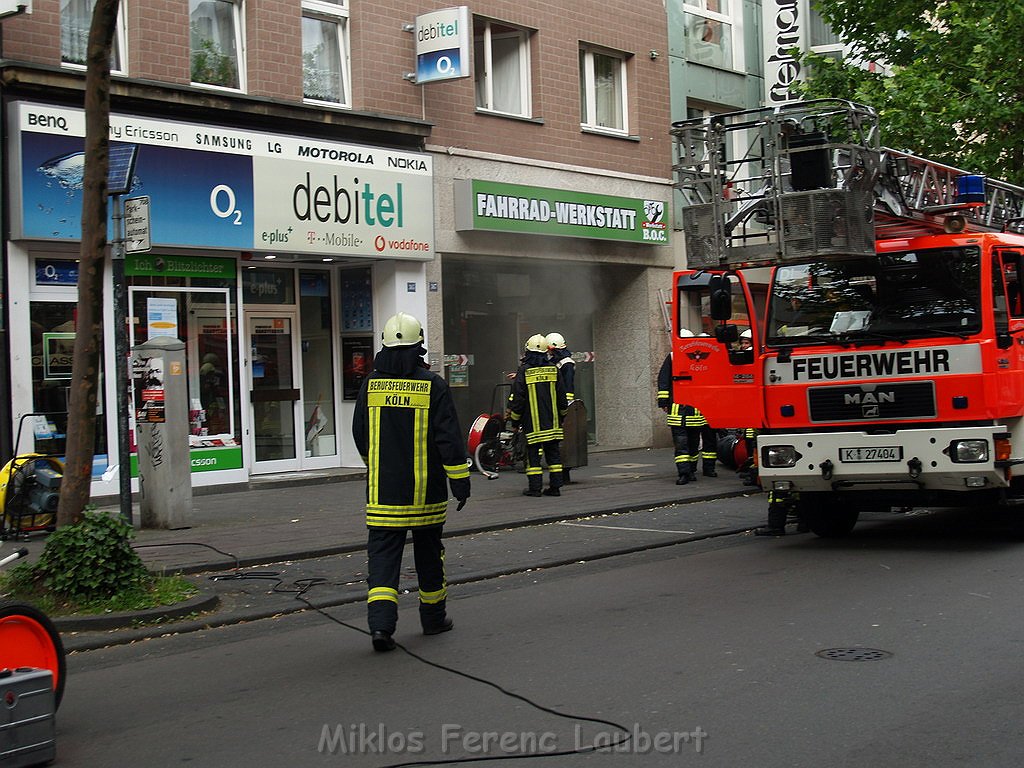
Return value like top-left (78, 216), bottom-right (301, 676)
top-left (714, 324), bottom-right (739, 344)
top-left (708, 276), bottom-right (733, 321)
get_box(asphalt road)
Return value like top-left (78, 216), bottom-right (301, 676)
top-left (56, 501), bottom-right (1024, 767)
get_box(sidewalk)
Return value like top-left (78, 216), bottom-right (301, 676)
top-left (44, 446), bottom-right (758, 573)
top-left (6, 446), bottom-right (766, 648)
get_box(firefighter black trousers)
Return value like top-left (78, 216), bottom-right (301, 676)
top-left (686, 425), bottom-right (718, 474)
top-left (525, 440), bottom-right (563, 491)
top-left (671, 426), bottom-right (694, 478)
top-left (367, 525), bottom-right (447, 634)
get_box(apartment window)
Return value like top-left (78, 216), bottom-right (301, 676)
top-left (302, 0), bottom-right (350, 105)
top-left (579, 46), bottom-right (628, 134)
top-left (474, 18), bottom-right (531, 117)
top-left (190, 0), bottom-right (244, 90)
top-left (809, 7), bottom-right (844, 60)
top-left (684, 0), bottom-right (738, 70)
top-left (61, 0), bottom-right (127, 73)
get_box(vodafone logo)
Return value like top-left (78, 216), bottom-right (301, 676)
top-left (374, 235), bottom-right (386, 252)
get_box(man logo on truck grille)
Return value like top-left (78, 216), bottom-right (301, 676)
top-left (844, 390), bottom-right (892, 418)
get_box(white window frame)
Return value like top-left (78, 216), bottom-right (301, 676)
top-left (683, 0), bottom-right (745, 71)
top-left (808, 6), bottom-right (844, 59)
top-left (473, 18), bottom-right (531, 118)
top-left (579, 45), bottom-right (629, 136)
top-left (301, 0), bottom-right (351, 108)
top-left (189, 0), bottom-right (246, 93)
top-left (60, 0), bottom-right (128, 75)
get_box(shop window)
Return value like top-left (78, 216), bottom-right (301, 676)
top-left (190, 0), bottom-right (244, 90)
top-left (302, 0), bottom-right (350, 106)
top-left (61, 0), bottom-right (127, 74)
top-left (242, 267), bottom-right (295, 305)
top-left (579, 45), bottom-right (628, 135)
top-left (29, 300), bottom-right (108, 463)
top-left (340, 267), bottom-right (373, 401)
top-left (300, 271), bottom-right (337, 457)
top-left (474, 18), bottom-right (532, 117)
top-left (684, 0), bottom-right (738, 70)
top-left (128, 288), bottom-right (242, 470)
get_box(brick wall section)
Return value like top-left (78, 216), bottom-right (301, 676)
top-left (2, 0), bottom-right (61, 64)
top-left (1, 1), bottom-right (671, 177)
top-left (131, 1), bottom-right (190, 85)
top-left (359, 0), bottom-right (671, 179)
top-left (245, 0), bottom-right (303, 100)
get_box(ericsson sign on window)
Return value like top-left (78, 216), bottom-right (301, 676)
top-left (411, 6), bottom-right (470, 84)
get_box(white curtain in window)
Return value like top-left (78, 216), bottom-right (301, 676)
top-left (62, 0), bottom-right (121, 69)
top-left (190, 0), bottom-right (240, 88)
top-left (593, 52), bottom-right (622, 130)
top-left (474, 38), bottom-right (487, 107)
top-left (302, 16), bottom-right (344, 102)
top-left (490, 34), bottom-right (522, 114)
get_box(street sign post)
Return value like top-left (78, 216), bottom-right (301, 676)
top-left (124, 196), bottom-right (152, 253)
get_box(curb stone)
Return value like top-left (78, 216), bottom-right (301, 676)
top-left (53, 582), bottom-right (220, 633)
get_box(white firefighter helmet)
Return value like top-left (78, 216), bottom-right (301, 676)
top-left (741, 328), bottom-right (752, 339)
top-left (525, 333), bottom-right (548, 353)
top-left (678, 328), bottom-right (695, 338)
top-left (545, 332), bottom-right (567, 349)
top-left (381, 312), bottom-right (424, 347)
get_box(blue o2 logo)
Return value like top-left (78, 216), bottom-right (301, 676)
top-left (210, 184), bottom-right (243, 225)
top-left (416, 49), bottom-right (464, 84)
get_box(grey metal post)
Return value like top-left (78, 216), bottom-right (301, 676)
top-left (111, 194), bottom-right (134, 525)
top-left (132, 336), bottom-right (192, 529)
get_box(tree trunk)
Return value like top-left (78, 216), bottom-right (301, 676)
top-left (56, 0), bottom-right (121, 527)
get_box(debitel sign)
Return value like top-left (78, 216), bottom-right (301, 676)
top-left (11, 101), bottom-right (435, 260)
top-left (413, 6), bottom-right (470, 84)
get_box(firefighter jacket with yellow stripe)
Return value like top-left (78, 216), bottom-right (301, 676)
top-left (548, 347), bottom-right (576, 401)
top-left (657, 354), bottom-right (708, 428)
top-left (507, 351), bottom-right (569, 445)
top-left (352, 346), bottom-right (469, 529)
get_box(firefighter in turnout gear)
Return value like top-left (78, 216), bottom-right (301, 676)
top-left (687, 406), bottom-right (719, 479)
top-left (546, 331), bottom-right (576, 484)
top-left (545, 332), bottom-right (575, 401)
top-left (352, 312), bottom-right (470, 652)
top-left (508, 334), bottom-right (569, 497)
top-left (658, 352), bottom-right (697, 485)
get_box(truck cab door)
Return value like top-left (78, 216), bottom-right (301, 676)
top-left (993, 248), bottom-right (1024, 413)
top-left (672, 270), bottom-right (765, 429)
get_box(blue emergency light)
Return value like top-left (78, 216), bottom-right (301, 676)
top-left (955, 174), bottom-right (986, 205)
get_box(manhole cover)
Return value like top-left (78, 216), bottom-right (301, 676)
top-left (815, 648), bottom-right (892, 662)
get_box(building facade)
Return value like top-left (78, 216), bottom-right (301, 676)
top-left (0, 0), bottom-right (675, 499)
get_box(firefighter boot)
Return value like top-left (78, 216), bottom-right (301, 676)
top-left (371, 631), bottom-right (396, 652)
top-left (703, 462), bottom-right (718, 478)
top-left (423, 618), bottom-right (454, 636)
top-left (422, 599), bottom-right (454, 636)
top-left (523, 474), bottom-right (543, 497)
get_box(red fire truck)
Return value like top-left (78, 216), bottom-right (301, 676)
top-left (670, 99), bottom-right (1024, 536)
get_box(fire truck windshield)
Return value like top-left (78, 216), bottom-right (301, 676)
top-left (766, 246), bottom-right (982, 345)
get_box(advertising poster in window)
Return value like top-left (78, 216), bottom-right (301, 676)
top-left (342, 336), bottom-right (373, 400)
top-left (42, 332), bottom-right (76, 380)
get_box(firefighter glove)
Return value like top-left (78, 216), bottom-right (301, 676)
top-left (450, 477), bottom-right (470, 510)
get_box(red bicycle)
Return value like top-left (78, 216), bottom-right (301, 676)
top-left (0, 547), bottom-right (66, 709)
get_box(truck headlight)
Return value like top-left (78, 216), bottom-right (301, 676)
top-left (762, 445), bottom-right (799, 468)
top-left (949, 439), bottom-right (989, 463)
